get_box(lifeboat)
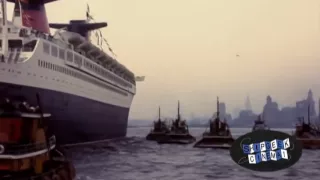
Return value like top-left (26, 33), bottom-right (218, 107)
top-left (194, 97), bottom-right (234, 149)
top-left (157, 101), bottom-right (196, 144)
top-left (252, 114), bottom-right (270, 131)
top-left (0, 95), bottom-right (76, 180)
top-left (146, 106), bottom-right (170, 141)
top-left (294, 105), bottom-right (320, 149)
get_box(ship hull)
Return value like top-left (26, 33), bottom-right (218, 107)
top-left (0, 82), bottom-right (130, 145)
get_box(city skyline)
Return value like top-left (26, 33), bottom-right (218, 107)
top-left (131, 89), bottom-right (320, 121)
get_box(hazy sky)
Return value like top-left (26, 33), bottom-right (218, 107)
top-left (7, 0), bottom-right (320, 120)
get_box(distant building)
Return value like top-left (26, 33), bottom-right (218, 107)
top-left (212, 102), bottom-right (232, 122)
top-left (231, 109), bottom-right (257, 127)
top-left (296, 89), bottom-right (316, 120)
top-left (262, 95), bottom-right (280, 124)
top-left (245, 96), bottom-right (252, 111)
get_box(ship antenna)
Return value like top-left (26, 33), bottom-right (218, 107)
top-left (36, 93), bottom-right (52, 161)
top-left (86, 3), bottom-right (91, 22)
top-left (178, 100), bottom-right (180, 120)
top-left (85, 3), bottom-right (117, 57)
top-left (0, 0), bottom-right (8, 62)
top-left (217, 97), bottom-right (220, 119)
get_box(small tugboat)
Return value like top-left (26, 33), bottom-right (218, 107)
top-left (0, 95), bottom-right (75, 180)
top-left (252, 114), bottom-right (269, 131)
top-left (294, 105), bottom-right (320, 149)
top-left (146, 107), bottom-right (170, 141)
top-left (157, 101), bottom-right (196, 144)
top-left (194, 97), bottom-right (234, 149)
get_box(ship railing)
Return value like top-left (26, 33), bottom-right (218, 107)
top-left (0, 136), bottom-right (56, 156)
top-left (18, 27), bottom-right (137, 84)
top-left (18, 28), bottom-right (73, 50)
top-left (0, 47), bottom-right (33, 52)
top-left (0, 47), bottom-right (33, 63)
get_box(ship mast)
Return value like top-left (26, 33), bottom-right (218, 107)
top-left (216, 97), bottom-right (220, 119)
top-left (0, 0), bottom-right (8, 62)
top-left (318, 98), bottom-right (320, 122)
top-left (308, 104), bottom-right (310, 125)
top-left (158, 106), bottom-right (161, 122)
top-left (177, 100), bottom-right (180, 120)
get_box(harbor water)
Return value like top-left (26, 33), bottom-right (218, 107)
top-left (66, 127), bottom-right (320, 180)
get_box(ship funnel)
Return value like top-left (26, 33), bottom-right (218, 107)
top-left (8, 0), bottom-right (57, 34)
top-left (49, 20), bottom-right (107, 40)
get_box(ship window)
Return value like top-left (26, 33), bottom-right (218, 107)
top-left (59, 49), bottom-right (65, 60)
top-left (8, 39), bottom-right (22, 48)
top-left (14, 8), bottom-right (20, 16)
top-left (43, 43), bottom-right (50, 54)
top-left (51, 46), bottom-right (58, 57)
top-left (74, 55), bottom-right (82, 66)
top-left (23, 40), bottom-right (37, 52)
top-left (67, 51), bottom-right (73, 62)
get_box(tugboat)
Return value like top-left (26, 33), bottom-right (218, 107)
top-left (194, 97), bottom-right (234, 149)
top-left (252, 114), bottom-right (269, 131)
top-left (157, 101), bottom-right (196, 144)
top-left (146, 107), bottom-right (170, 141)
top-left (294, 105), bottom-right (320, 149)
top-left (0, 95), bottom-right (75, 180)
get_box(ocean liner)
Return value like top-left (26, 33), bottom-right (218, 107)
top-left (0, 0), bottom-right (137, 145)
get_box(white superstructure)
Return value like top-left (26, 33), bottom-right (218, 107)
top-left (0, 20), bottom-right (136, 108)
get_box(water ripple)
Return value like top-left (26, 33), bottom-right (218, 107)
top-left (65, 127), bottom-right (318, 180)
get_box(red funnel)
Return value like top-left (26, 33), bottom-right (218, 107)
top-left (8, 0), bottom-right (57, 34)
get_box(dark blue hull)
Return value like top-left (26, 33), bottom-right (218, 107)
top-left (0, 82), bottom-right (130, 145)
